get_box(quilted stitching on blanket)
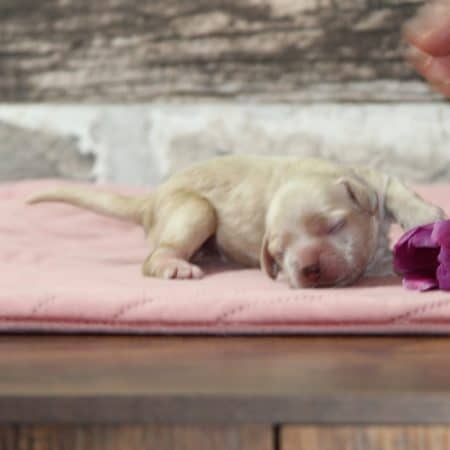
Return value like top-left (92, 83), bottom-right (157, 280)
top-left (1, 179), bottom-right (450, 334)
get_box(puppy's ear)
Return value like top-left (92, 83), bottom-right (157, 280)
top-left (260, 233), bottom-right (280, 280)
top-left (337, 176), bottom-right (378, 216)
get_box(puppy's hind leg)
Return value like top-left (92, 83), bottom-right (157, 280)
top-left (142, 192), bottom-right (217, 280)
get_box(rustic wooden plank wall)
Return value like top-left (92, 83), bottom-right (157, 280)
top-left (283, 426), bottom-right (450, 450)
top-left (6, 425), bottom-right (450, 450)
top-left (0, 0), bottom-right (438, 102)
top-left (0, 425), bottom-right (272, 450)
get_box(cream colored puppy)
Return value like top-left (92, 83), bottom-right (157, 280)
top-left (27, 155), bottom-right (445, 288)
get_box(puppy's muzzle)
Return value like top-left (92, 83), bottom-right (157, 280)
top-left (291, 246), bottom-right (349, 288)
top-left (301, 263), bottom-right (322, 285)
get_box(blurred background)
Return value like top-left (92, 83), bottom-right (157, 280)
top-left (1, 0), bottom-right (449, 186)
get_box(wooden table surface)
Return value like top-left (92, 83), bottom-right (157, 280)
top-left (2, 335), bottom-right (450, 424)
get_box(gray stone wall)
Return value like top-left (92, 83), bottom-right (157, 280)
top-left (0, 120), bottom-right (94, 182)
top-left (1, 103), bottom-right (448, 186)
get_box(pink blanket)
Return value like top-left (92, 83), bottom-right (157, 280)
top-left (2, 180), bottom-right (450, 334)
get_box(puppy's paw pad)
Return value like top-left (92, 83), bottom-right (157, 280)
top-left (163, 260), bottom-right (204, 279)
top-left (152, 258), bottom-right (204, 280)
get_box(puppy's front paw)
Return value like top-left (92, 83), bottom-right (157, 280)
top-left (142, 256), bottom-right (204, 280)
top-left (402, 204), bottom-right (447, 230)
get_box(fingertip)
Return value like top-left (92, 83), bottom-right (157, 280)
top-left (429, 79), bottom-right (450, 98)
top-left (405, 45), bottom-right (433, 74)
top-left (403, 1), bottom-right (450, 57)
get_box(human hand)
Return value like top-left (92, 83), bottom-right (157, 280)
top-left (404, 0), bottom-right (450, 97)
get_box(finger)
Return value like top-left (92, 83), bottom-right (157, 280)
top-left (406, 45), bottom-right (450, 88)
top-left (429, 79), bottom-right (450, 97)
top-left (404, 0), bottom-right (450, 57)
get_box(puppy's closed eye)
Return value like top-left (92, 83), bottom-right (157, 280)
top-left (305, 213), bottom-right (347, 236)
top-left (328, 218), bottom-right (346, 234)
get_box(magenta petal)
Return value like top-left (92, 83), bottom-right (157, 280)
top-left (437, 265), bottom-right (450, 290)
top-left (393, 224), bottom-right (439, 274)
top-left (394, 224), bottom-right (440, 290)
top-left (403, 274), bottom-right (438, 291)
top-left (434, 220), bottom-right (450, 290)
top-left (395, 226), bottom-right (424, 247)
top-left (409, 225), bottom-right (437, 248)
top-left (395, 247), bottom-right (439, 275)
top-left (432, 219), bottom-right (450, 246)
top-left (394, 224), bottom-right (434, 250)
top-left (394, 220), bottom-right (450, 292)
top-left (439, 246), bottom-right (450, 265)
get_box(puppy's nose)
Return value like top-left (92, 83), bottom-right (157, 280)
top-left (302, 263), bottom-right (321, 284)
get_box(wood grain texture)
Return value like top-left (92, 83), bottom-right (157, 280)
top-left (0, 425), bottom-right (271, 450)
top-left (2, 336), bottom-right (450, 423)
top-left (0, 0), bottom-right (439, 102)
top-left (282, 426), bottom-right (450, 450)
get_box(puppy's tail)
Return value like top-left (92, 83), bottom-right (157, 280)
top-left (26, 186), bottom-right (149, 225)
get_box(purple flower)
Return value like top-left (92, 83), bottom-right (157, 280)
top-left (393, 220), bottom-right (450, 291)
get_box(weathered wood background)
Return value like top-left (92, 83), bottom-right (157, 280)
top-left (0, 0), bottom-right (439, 102)
top-left (1, 0), bottom-right (448, 185)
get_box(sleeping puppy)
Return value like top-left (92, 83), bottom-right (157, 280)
top-left (27, 155), bottom-right (445, 288)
